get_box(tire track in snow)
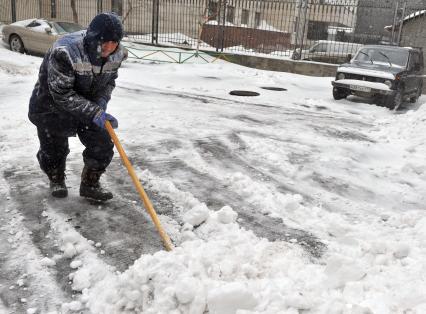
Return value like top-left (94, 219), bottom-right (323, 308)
top-left (0, 172), bottom-right (69, 313)
top-left (1, 160), bottom-right (177, 312)
top-left (123, 140), bottom-right (326, 258)
top-left (3, 162), bottom-right (167, 273)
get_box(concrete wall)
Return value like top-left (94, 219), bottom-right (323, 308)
top-left (400, 17), bottom-right (426, 94)
top-left (226, 54), bottom-right (338, 76)
top-left (223, 53), bottom-right (426, 93)
top-left (401, 16), bottom-right (426, 50)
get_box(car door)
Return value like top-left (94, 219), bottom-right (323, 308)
top-left (406, 51), bottom-right (421, 95)
top-left (413, 51), bottom-right (424, 92)
top-left (309, 42), bottom-right (327, 61)
top-left (25, 20), bottom-right (56, 54)
top-left (14, 23), bottom-right (36, 51)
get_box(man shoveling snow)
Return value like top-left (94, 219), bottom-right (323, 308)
top-left (28, 12), bottom-right (126, 201)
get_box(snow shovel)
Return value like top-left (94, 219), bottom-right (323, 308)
top-left (105, 121), bottom-right (174, 251)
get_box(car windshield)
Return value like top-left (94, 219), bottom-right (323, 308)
top-left (53, 22), bottom-right (84, 34)
top-left (354, 47), bottom-right (409, 67)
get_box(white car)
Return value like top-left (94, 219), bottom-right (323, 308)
top-left (1, 18), bottom-right (84, 55)
top-left (292, 40), bottom-right (363, 64)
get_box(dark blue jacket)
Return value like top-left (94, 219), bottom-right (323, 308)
top-left (29, 30), bottom-right (125, 131)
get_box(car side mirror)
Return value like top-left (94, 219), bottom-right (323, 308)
top-left (45, 27), bottom-right (52, 34)
top-left (346, 53), bottom-right (352, 62)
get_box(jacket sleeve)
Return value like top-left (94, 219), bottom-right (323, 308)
top-left (47, 47), bottom-right (102, 123)
top-left (94, 72), bottom-right (118, 109)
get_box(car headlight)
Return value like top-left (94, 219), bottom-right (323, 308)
top-left (337, 73), bottom-right (345, 80)
top-left (384, 80), bottom-right (393, 88)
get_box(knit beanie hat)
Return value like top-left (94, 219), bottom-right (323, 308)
top-left (86, 12), bottom-right (123, 43)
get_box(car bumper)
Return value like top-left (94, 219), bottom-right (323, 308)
top-left (332, 80), bottom-right (395, 96)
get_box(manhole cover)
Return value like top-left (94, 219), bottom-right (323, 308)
top-left (229, 90), bottom-right (260, 96)
top-left (260, 87), bottom-right (287, 91)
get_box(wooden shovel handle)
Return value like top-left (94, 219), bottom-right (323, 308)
top-left (105, 121), bottom-right (173, 251)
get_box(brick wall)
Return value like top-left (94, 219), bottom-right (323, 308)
top-left (201, 24), bottom-right (291, 53)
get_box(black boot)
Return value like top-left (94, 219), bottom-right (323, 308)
top-left (47, 169), bottom-right (68, 198)
top-left (80, 166), bottom-right (113, 202)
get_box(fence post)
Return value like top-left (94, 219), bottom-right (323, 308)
top-left (151, 0), bottom-right (159, 44)
top-left (396, 0), bottom-right (407, 46)
top-left (97, 0), bottom-right (103, 13)
top-left (220, 0), bottom-right (227, 52)
top-left (10, 0), bottom-right (16, 22)
top-left (292, 0), bottom-right (308, 60)
top-left (391, 1), bottom-right (399, 45)
top-left (215, 0), bottom-right (223, 52)
top-left (38, 0), bottom-right (42, 18)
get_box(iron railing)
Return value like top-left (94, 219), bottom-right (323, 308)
top-left (0, 0), bottom-right (424, 63)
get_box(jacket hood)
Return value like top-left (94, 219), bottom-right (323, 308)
top-left (84, 12), bottom-right (124, 66)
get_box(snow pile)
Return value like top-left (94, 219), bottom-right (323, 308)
top-left (126, 33), bottom-right (214, 50)
top-left (84, 205), bottom-right (309, 314)
top-left (373, 104), bottom-right (426, 181)
top-left (206, 20), bottom-right (235, 27)
top-left (403, 10), bottom-right (426, 22)
top-left (257, 20), bottom-right (285, 33)
top-left (80, 168), bottom-right (426, 313)
top-left (183, 203), bottom-right (210, 226)
top-left (207, 282), bottom-right (257, 314)
top-left (225, 172), bottom-right (303, 216)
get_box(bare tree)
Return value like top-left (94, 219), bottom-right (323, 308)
top-left (196, 6), bottom-right (218, 56)
top-left (121, 0), bottom-right (145, 25)
top-left (121, 0), bottom-right (134, 24)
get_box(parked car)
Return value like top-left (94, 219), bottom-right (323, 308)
top-left (332, 45), bottom-right (424, 110)
top-left (292, 40), bottom-right (363, 64)
top-left (1, 18), bottom-right (84, 55)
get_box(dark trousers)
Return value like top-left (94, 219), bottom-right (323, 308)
top-left (36, 124), bottom-right (114, 175)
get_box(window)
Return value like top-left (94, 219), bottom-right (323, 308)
top-left (354, 48), bottom-right (409, 67)
top-left (111, 0), bottom-right (123, 16)
top-left (208, 1), bottom-right (218, 20)
top-left (54, 22), bottom-right (84, 34)
top-left (409, 52), bottom-right (420, 70)
top-left (27, 20), bottom-right (42, 28)
top-left (51, 0), bottom-right (56, 18)
top-left (255, 12), bottom-right (260, 28)
top-left (226, 6), bottom-right (235, 23)
top-left (241, 9), bottom-right (249, 25)
top-left (307, 21), bottom-right (328, 40)
top-left (310, 43), bottom-right (327, 53)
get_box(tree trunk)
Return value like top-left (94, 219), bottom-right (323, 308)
top-left (70, 0), bottom-right (78, 24)
top-left (122, 0), bottom-right (133, 24)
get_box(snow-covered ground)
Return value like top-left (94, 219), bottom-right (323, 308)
top-left (0, 42), bottom-right (426, 314)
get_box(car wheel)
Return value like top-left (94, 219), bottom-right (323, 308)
top-left (386, 89), bottom-right (403, 110)
top-left (333, 87), bottom-right (347, 100)
top-left (410, 83), bottom-right (422, 103)
top-left (9, 34), bottom-right (25, 53)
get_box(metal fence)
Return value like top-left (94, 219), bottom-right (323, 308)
top-left (0, 0), bottom-right (425, 63)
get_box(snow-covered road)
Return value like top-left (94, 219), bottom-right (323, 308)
top-left (0, 44), bottom-right (425, 313)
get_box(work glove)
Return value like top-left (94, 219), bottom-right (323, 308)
top-left (93, 110), bottom-right (118, 129)
top-left (97, 98), bottom-right (108, 111)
